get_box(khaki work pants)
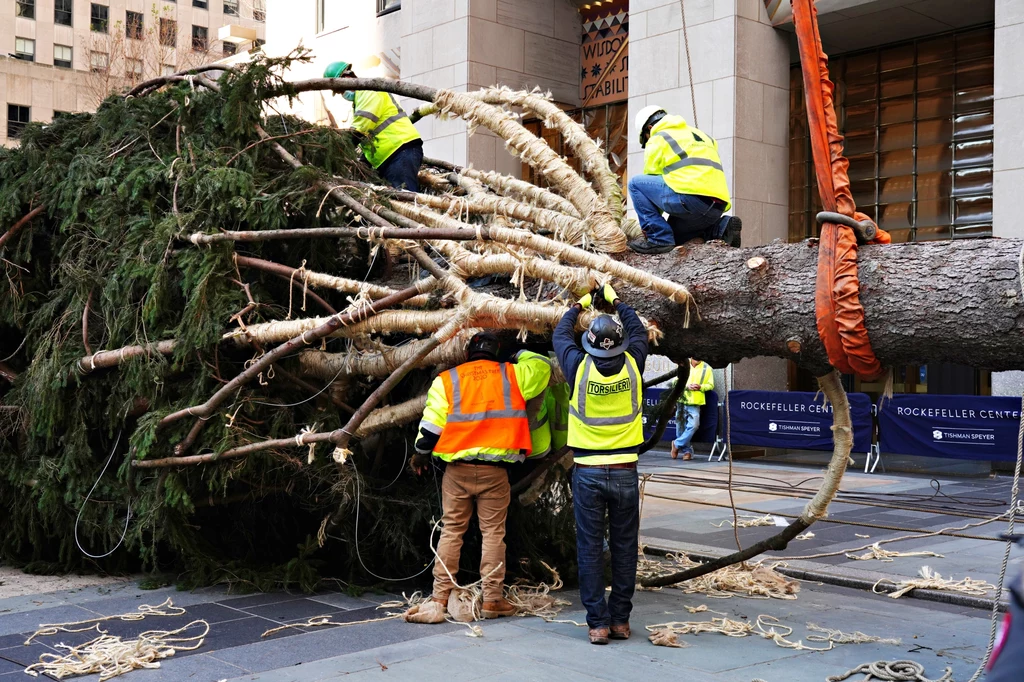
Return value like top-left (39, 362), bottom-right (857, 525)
top-left (432, 462), bottom-right (510, 603)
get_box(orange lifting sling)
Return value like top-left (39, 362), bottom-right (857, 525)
top-left (792, 0), bottom-right (889, 381)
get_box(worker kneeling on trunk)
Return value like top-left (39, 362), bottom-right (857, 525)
top-left (324, 60), bottom-right (424, 191)
top-left (404, 332), bottom-right (551, 624)
top-left (627, 105), bottom-right (742, 254)
top-left (554, 284), bottom-right (647, 645)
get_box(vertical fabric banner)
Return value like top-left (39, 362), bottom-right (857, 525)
top-left (727, 390), bottom-right (873, 453)
top-left (877, 394), bottom-right (1022, 462)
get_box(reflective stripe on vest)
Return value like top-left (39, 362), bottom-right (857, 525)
top-left (569, 357), bottom-right (641, 426)
top-left (567, 355), bottom-right (644, 455)
top-left (353, 92), bottom-right (420, 168)
top-left (432, 360), bottom-right (533, 462)
top-left (446, 363), bottom-right (527, 423)
top-left (654, 131), bottom-right (725, 173)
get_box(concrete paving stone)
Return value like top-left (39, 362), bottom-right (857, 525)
top-left (71, 652), bottom-right (250, 682)
top-left (316, 647), bottom-right (512, 682)
top-left (307, 592), bottom-right (384, 611)
top-left (69, 588), bottom-right (227, 616)
top-left (211, 617), bottom-right (456, 673)
top-left (0, 641), bottom-right (59, 670)
top-left (0, 605), bottom-right (102, 637)
top-left (0, 657), bottom-right (22, 675)
top-left (219, 637), bottom-right (445, 681)
top-left (243, 599), bottom-right (348, 623)
top-left (473, 658), bottom-right (614, 682)
top-left (217, 593), bottom-right (308, 610)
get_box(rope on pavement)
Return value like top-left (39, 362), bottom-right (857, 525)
top-left (873, 566), bottom-right (997, 599)
top-left (827, 660), bottom-right (952, 682)
top-left (965, 240), bottom-right (1024, 682)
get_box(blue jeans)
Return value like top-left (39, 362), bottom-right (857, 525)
top-left (572, 466), bottom-right (639, 629)
top-left (378, 141), bottom-right (423, 191)
top-left (628, 174), bottom-right (731, 246)
top-left (674, 404), bottom-right (701, 453)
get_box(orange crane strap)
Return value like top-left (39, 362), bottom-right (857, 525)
top-left (792, 0), bottom-right (887, 381)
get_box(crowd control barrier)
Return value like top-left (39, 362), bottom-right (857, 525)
top-left (876, 394), bottom-right (1022, 463)
top-left (727, 390), bottom-right (874, 462)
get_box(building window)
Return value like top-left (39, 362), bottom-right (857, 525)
top-left (54, 44), bottom-right (73, 69)
top-left (90, 51), bottom-right (108, 73)
top-left (125, 11), bottom-right (144, 39)
top-left (16, 0), bottom-right (35, 20)
top-left (90, 4), bottom-right (108, 33)
top-left (377, 0), bottom-right (400, 15)
top-left (126, 58), bottom-right (143, 80)
top-left (7, 105), bottom-right (30, 139)
top-left (191, 25), bottom-right (208, 51)
top-left (222, 42), bottom-right (237, 57)
top-left (162, 64), bottom-right (176, 76)
top-left (192, 0), bottom-right (207, 7)
top-left (14, 38), bottom-right (35, 62)
top-left (788, 26), bottom-right (994, 244)
top-left (224, 0), bottom-right (239, 16)
top-left (160, 18), bottom-right (177, 47)
top-left (53, 111), bottom-right (73, 121)
top-left (54, 0), bottom-right (72, 25)
top-left (254, 0), bottom-right (265, 21)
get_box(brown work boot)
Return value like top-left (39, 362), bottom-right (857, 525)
top-left (481, 597), bottom-right (516, 619)
top-left (589, 627), bottom-right (610, 645)
top-left (670, 443), bottom-right (679, 459)
top-left (610, 623), bottom-right (631, 640)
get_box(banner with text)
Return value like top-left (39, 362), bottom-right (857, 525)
top-left (728, 390), bottom-right (873, 453)
top-left (877, 394), bottom-right (1022, 461)
top-left (642, 388), bottom-right (719, 444)
top-left (580, 7), bottom-right (628, 106)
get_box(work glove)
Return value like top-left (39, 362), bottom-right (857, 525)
top-left (602, 283), bottom-right (619, 305)
top-left (576, 291), bottom-right (593, 309)
top-left (410, 451), bottom-right (431, 475)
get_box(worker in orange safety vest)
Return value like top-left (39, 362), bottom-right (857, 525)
top-left (403, 332), bottom-right (552, 625)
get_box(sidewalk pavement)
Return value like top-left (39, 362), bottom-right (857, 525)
top-left (0, 571), bottom-right (994, 682)
top-left (638, 449), bottom-right (1019, 599)
top-left (0, 455), bottom-right (1015, 681)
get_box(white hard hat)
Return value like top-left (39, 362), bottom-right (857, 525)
top-left (635, 104), bottom-right (666, 137)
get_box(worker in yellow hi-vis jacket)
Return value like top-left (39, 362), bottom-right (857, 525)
top-left (671, 358), bottom-right (714, 461)
top-left (324, 60), bottom-right (423, 191)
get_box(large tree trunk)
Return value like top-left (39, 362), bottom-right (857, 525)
top-left (614, 238), bottom-right (1024, 373)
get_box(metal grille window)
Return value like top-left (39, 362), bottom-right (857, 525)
top-left (8, 105), bottom-right (30, 139)
top-left (15, 38), bottom-right (35, 62)
top-left (193, 0), bottom-right (208, 7)
top-left (223, 42), bottom-right (237, 57)
top-left (54, 0), bottom-right (72, 25)
top-left (192, 25), bottom-right (208, 51)
top-left (160, 19), bottom-right (177, 47)
top-left (224, 0), bottom-right (239, 16)
top-left (90, 4), bottom-right (108, 33)
top-left (254, 0), bottom-right (265, 21)
top-left (789, 26), bottom-right (994, 243)
top-left (377, 0), bottom-right (401, 15)
top-left (54, 44), bottom-right (73, 69)
top-left (16, 0), bottom-right (35, 19)
top-left (126, 11), bottom-right (144, 39)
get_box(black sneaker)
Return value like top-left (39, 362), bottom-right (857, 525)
top-left (722, 216), bottom-right (742, 247)
top-left (627, 237), bottom-right (675, 254)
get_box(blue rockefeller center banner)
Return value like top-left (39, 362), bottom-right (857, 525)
top-left (877, 394), bottom-right (1022, 461)
top-left (728, 390), bottom-right (873, 453)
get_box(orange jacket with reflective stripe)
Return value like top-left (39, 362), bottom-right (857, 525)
top-left (432, 360), bottom-right (533, 459)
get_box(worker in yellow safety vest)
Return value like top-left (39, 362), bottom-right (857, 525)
top-left (403, 332), bottom-right (551, 625)
top-left (553, 284), bottom-right (648, 645)
top-left (671, 358), bottom-right (714, 461)
top-left (323, 61), bottom-right (424, 191)
top-left (627, 105), bottom-right (742, 254)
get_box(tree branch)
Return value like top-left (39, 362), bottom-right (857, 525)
top-left (0, 206), bottom-right (45, 252)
